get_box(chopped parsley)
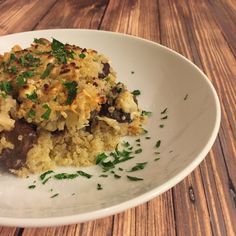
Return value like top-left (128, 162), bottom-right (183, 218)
top-left (16, 71), bottom-right (34, 87)
top-left (51, 193), bottom-right (59, 198)
top-left (34, 38), bottom-right (46, 45)
top-left (145, 136), bottom-right (151, 139)
top-left (42, 176), bottom-right (52, 185)
top-left (127, 175), bottom-right (143, 181)
top-left (79, 53), bottom-right (86, 59)
top-left (26, 91), bottom-right (38, 102)
top-left (155, 140), bottom-right (161, 148)
top-left (97, 183), bottom-right (103, 190)
top-left (7, 66), bottom-right (17, 74)
top-left (154, 157), bottom-right (160, 161)
top-left (40, 170), bottom-right (54, 181)
top-left (19, 53), bottom-right (40, 67)
top-left (41, 104), bottom-right (51, 120)
top-left (27, 109), bottom-right (36, 118)
top-left (96, 153), bottom-right (108, 165)
top-left (141, 111), bottom-right (152, 116)
top-left (114, 174), bottom-right (121, 179)
top-left (63, 81), bottom-right (78, 105)
top-left (51, 38), bottom-right (68, 64)
top-left (28, 185), bottom-right (36, 189)
top-left (161, 108), bottom-right (168, 114)
top-left (77, 170), bottom-right (92, 179)
top-left (99, 174), bottom-right (108, 178)
top-left (118, 167), bottom-right (123, 171)
top-left (54, 173), bottom-right (78, 180)
top-left (161, 115), bottom-right (168, 120)
top-left (134, 148), bottom-right (142, 154)
top-left (127, 162), bottom-right (147, 172)
top-left (0, 81), bottom-right (12, 94)
top-left (184, 94), bottom-right (189, 100)
top-left (132, 90), bottom-right (141, 96)
top-left (41, 63), bottom-right (54, 79)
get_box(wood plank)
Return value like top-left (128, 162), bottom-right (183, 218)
top-left (159, 0), bottom-right (236, 235)
top-left (100, 0), bottom-right (160, 42)
top-left (207, 0), bottom-right (236, 56)
top-left (0, 0), bottom-right (57, 35)
top-left (0, 227), bottom-right (19, 236)
top-left (35, 0), bottom-right (109, 30)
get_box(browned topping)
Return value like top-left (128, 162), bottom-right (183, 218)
top-left (60, 68), bottom-right (70, 74)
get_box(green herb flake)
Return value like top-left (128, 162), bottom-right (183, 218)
top-left (114, 174), bottom-right (121, 179)
top-left (28, 109), bottom-right (36, 118)
top-left (127, 175), bottom-right (144, 181)
top-left (79, 53), bottom-right (86, 59)
top-left (184, 94), bottom-right (189, 100)
top-left (159, 124), bottom-right (164, 128)
top-left (41, 63), bottom-right (54, 79)
top-left (54, 173), bottom-right (78, 180)
top-left (136, 143), bottom-right (141, 147)
top-left (7, 66), bottom-right (18, 74)
top-left (28, 185), bottom-right (36, 189)
top-left (16, 75), bottom-right (26, 87)
top-left (132, 90), bottom-right (141, 96)
top-left (51, 193), bottom-right (59, 198)
top-left (141, 111), bottom-right (152, 116)
top-left (40, 170), bottom-right (54, 180)
top-left (34, 38), bottom-right (46, 45)
top-left (42, 176), bottom-right (51, 185)
top-left (161, 115), bottom-right (168, 120)
top-left (22, 70), bottom-right (34, 78)
top-left (134, 148), bottom-right (142, 154)
top-left (128, 162), bottom-right (147, 172)
top-left (135, 139), bottom-right (141, 142)
top-left (77, 170), bottom-right (92, 179)
top-left (51, 38), bottom-right (67, 64)
top-left (0, 93), bottom-right (7, 99)
top-left (63, 81), bottom-right (78, 105)
top-left (26, 91), bottom-right (38, 102)
top-left (122, 141), bottom-right (130, 148)
top-left (154, 151), bottom-right (160, 155)
top-left (161, 108), bottom-right (168, 114)
top-left (97, 183), bottom-right (103, 190)
top-left (99, 174), bottom-right (108, 178)
top-left (118, 167), bottom-right (123, 171)
top-left (154, 157), bottom-right (160, 161)
top-left (145, 136), bottom-right (151, 139)
top-left (41, 104), bottom-right (51, 120)
top-left (155, 140), bottom-right (161, 148)
top-left (0, 81), bottom-right (13, 94)
top-left (96, 153), bottom-right (108, 165)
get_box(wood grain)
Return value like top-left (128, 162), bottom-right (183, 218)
top-left (0, 0), bottom-right (235, 235)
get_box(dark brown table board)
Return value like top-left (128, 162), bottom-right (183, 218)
top-left (0, 0), bottom-right (235, 235)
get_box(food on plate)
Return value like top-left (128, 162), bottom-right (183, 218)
top-left (0, 38), bottom-right (146, 176)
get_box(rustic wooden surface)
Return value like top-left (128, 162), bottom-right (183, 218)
top-left (0, 0), bottom-right (235, 235)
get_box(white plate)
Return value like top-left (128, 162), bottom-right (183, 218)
top-left (0, 29), bottom-right (220, 227)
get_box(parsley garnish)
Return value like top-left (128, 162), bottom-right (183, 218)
top-left (79, 53), bottom-right (86, 59)
top-left (34, 38), bottom-right (46, 45)
top-left (51, 193), bottom-right (59, 198)
top-left (54, 173), bottom-right (78, 180)
top-left (42, 176), bottom-right (52, 185)
top-left (26, 91), bottom-right (38, 102)
top-left (96, 153), bottom-right (108, 165)
top-left (28, 109), bottom-right (36, 118)
top-left (63, 81), bottom-right (78, 105)
top-left (97, 183), bottom-right (103, 190)
top-left (141, 111), bottom-right (152, 116)
top-left (0, 81), bottom-right (12, 94)
top-left (114, 174), bottom-right (121, 179)
top-left (7, 66), bottom-right (17, 74)
top-left (132, 90), bottom-right (141, 96)
top-left (41, 63), bottom-right (54, 79)
top-left (128, 162), bottom-right (147, 172)
top-left (19, 54), bottom-right (40, 67)
top-left (161, 115), bottom-right (168, 120)
top-left (16, 71), bottom-right (34, 87)
top-left (161, 108), bottom-right (168, 114)
top-left (99, 174), bottom-right (108, 178)
top-left (51, 38), bottom-right (68, 64)
top-left (127, 175), bottom-right (143, 181)
top-left (184, 94), bottom-right (189, 100)
top-left (40, 170), bottom-right (54, 180)
top-left (77, 170), bottom-right (92, 179)
top-left (154, 157), bottom-right (160, 161)
top-left (134, 148), bottom-right (142, 154)
top-left (155, 140), bottom-right (161, 148)
top-left (41, 104), bottom-right (51, 120)
top-left (28, 185), bottom-right (36, 189)
top-left (159, 124), bottom-right (164, 128)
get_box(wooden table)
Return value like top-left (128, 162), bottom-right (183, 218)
top-left (0, 0), bottom-right (235, 235)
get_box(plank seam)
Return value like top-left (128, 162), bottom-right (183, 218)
top-left (98, 0), bottom-right (110, 30)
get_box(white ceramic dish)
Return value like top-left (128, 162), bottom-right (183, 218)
top-left (0, 29), bottom-right (220, 227)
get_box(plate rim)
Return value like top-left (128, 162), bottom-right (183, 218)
top-left (0, 28), bottom-right (221, 227)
